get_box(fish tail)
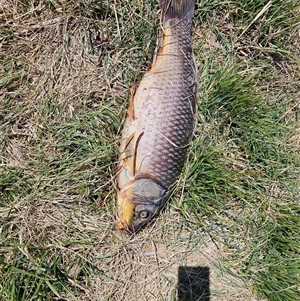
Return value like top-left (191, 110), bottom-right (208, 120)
top-left (160, 0), bottom-right (195, 23)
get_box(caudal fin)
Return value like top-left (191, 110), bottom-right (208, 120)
top-left (160, 0), bottom-right (195, 23)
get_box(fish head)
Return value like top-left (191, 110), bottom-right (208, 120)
top-left (116, 178), bottom-right (166, 232)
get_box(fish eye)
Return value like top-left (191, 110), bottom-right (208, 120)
top-left (140, 210), bottom-right (150, 220)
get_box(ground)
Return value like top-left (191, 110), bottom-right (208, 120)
top-left (0, 1), bottom-right (299, 300)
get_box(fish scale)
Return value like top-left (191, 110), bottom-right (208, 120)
top-left (116, 0), bottom-right (197, 232)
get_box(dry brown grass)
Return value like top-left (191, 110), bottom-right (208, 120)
top-left (1, 1), bottom-right (299, 300)
top-left (72, 211), bottom-right (262, 301)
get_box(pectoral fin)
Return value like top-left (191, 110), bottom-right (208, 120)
top-left (118, 131), bottom-right (144, 189)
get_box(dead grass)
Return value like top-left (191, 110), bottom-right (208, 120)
top-left (1, 0), bottom-right (299, 300)
top-left (72, 210), bottom-right (262, 301)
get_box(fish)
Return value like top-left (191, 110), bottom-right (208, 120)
top-left (116, 0), bottom-right (197, 232)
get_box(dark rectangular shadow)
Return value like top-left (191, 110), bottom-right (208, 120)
top-left (177, 266), bottom-right (210, 301)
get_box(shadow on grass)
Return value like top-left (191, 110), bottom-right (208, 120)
top-left (177, 266), bottom-right (210, 301)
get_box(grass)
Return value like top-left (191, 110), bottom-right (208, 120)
top-left (1, 0), bottom-right (299, 300)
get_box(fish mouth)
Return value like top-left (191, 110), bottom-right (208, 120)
top-left (116, 191), bottom-right (136, 231)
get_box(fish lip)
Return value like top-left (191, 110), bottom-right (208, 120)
top-left (115, 221), bottom-right (144, 234)
top-left (115, 218), bottom-right (140, 234)
top-left (115, 219), bottom-right (129, 231)
top-left (116, 190), bottom-right (137, 230)
top-left (115, 222), bottom-right (132, 235)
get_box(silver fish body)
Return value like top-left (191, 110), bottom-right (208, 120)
top-left (116, 0), bottom-right (197, 232)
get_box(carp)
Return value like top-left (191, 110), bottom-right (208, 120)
top-left (116, 0), bottom-right (197, 232)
